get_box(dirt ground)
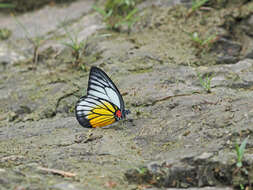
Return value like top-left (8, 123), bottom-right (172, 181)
top-left (0, 0), bottom-right (253, 189)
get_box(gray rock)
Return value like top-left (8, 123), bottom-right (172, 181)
top-left (52, 183), bottom-right (79, 190)
top-left (216, 55), bottom-right (239, 64)
top-left (241, 14), bottom-right (253, 37)
top-left (56, 95), bottom-right (78, 116)
top-left (0, 44), bottom-right (26, 69)
top-left (125, 152), bottom-right (234, 188)
top-left (0, 1), bottom-right (94, 40)
top-left (1, 1), bottom-right (253, 190)
top-left (213, 38), bottom-right (242, 57)
top-left (212, 37), bottom-right (242, 64)
top-left (245, 48), bottom-right (253, 59)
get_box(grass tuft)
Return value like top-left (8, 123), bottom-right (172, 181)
top-left (189, 32), bottom-right (217, 49)
top-left (235, 137), bottom-right (248, 169)
top-left (93, 0), bottom-right (139, 33)
top-left (62, 27), bottom-right (87, 71)
top-left (12, 13), bottom-right (43, 66)
top-left (197, 72), bottom-right (213, 93)
top-left (191, 0), bottom-right (209, 12)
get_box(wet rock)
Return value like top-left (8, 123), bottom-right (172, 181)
top-left (212, 38), bottom-right (242, 64)
top-left (245, 49), bottom-right (253, 59)
top-left (125, 152), bottom-right (236, 188)
top-left (240, 14), bottom-right (253, 37)
top-left (216, 55), bottom-right (239, 65)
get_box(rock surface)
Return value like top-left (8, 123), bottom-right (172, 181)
top-left (0, 0), bottom-right (253, 190)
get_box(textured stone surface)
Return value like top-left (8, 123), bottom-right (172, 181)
top-left (1, 1), bottom-right (253, 190)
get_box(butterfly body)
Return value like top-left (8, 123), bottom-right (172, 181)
top-left (75, 67), bottom-right (130, 128)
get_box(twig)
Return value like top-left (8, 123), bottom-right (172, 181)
top-left (37, 166), bottom-right (77, 177)
top-left (201, 99), bottom-right (220, 105)
top-left (149, 93), bottom-right (200, 106)
top-left (74, 133), bottom-right (103, 143)
top-left (1, 155), bottom-right (24, 161)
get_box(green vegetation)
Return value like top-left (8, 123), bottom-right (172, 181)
top-left (187, 0), bottom-right (210, 16)
top-left (13, 14), bottom-right (43, 65)
top-left (0, 28), bottom-right (11, 40)
top-left (234, 137), bottom-right (249, 190)
top-left (191, 0), bottom-right (209, 12)
top-left (93, 0), bottom-right (139, 32)
top-left (136, 167), bottom-right (148, 175)
top-left (189, 32), bottom-right (216, 49)
top-left (0, 3), bottom-right (15, 8)
top-left (62, 27), bottom-right (87, 71)
top-left (235, 137), bottom-right (248, 169)
top-left (197, 72), bottom-right (213, 93)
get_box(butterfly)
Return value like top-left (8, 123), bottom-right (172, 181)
top-left (75, 66), bottom-right (130, 128)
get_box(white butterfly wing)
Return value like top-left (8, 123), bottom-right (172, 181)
top-left (75, 67), bottom-right (125, 128)
top-left (87, 67), bottom-right (124, 110)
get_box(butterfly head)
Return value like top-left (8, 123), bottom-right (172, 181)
top-left (115, 109), bottom-right (130, 120)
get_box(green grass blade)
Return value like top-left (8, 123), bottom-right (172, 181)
top-left (239, 137), bottom-right (248, 159)
top-left (0, 3), bottom-right (15, 8)
top-left (235, 137), bottom-right (248, 168)
top-left (93, 5), bottom-right (107, 17)
top-left (125, 8), bottom-right (138, 21)
top-left (192, 0), bottom-right (209, 11)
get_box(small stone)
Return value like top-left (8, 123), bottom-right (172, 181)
top-left (15, 105), bottom-right (32, 115)
top-left (0, 177), bottom-right (9, 186)
top-left (147, 162), bottom-right (161, 173)
top-left (216, 55), bottom-right (239, 64)
top-left (8, 111), bottom-right (18, 122)
top-left (241, 14), bottom-right (253, 37)
top-left (212, 37), bottom-right (242, 64)
top-left (213, 38), bottom-right (242, 57)
top-left (0, 168), bottom-right (6, 172)
top-left (51, 183), bottom-right (78, 190)
top-left (245, 49), bottom-right (253, 59)
top-left (196, 152), bottom-right (213, 160)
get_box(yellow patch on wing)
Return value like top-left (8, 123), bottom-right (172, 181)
top-left (99, 101), bottom-right (115, 112)
top-left (89, 116), bottom-right (115, 128)
top-left (87, 102), bottom-right (116, 128)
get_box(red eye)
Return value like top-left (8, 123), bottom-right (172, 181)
top-left (116, 110), bottom-right (122, 118)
